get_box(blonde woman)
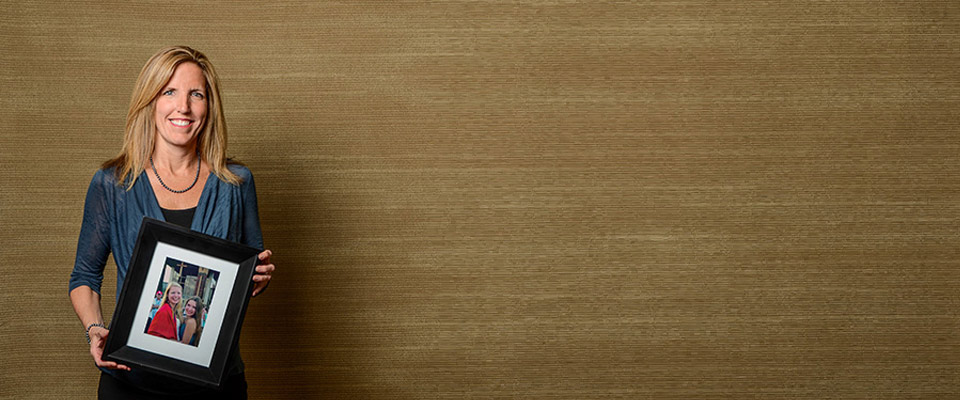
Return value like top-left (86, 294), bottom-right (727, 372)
top-left (146, 283), bottom-right (182, 340)
top-left (68, 46), bottom-right (276, 398)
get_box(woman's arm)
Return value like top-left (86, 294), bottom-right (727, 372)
top-left (180, 319), bottom-right (197, 345)
top-left (238, 169), bottom-right (275, 297)
top-left (69, 172), bottom-right (128, 370)
top-left (70, 286), bottom-right (130, 371)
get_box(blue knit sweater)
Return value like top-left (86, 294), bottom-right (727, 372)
top-left (69, 164), bottom-right (263, 393)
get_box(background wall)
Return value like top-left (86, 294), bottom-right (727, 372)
top-left (2, 1), bottom-right (959, 398)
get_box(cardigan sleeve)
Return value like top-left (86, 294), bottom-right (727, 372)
top-left (235, 166), bottom-right (269, 296)
top-left (68, 170), bottom-right (113, 295)
top-left (239, 168), bottom-right (264, 250)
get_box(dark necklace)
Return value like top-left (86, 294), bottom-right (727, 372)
top-left (150, 155), bottom-right (201, 194)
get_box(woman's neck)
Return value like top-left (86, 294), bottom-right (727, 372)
top-left (152, 142), bottom-right (200, 174)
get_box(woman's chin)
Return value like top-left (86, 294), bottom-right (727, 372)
top-left (156, 133), bottom-right (199, 148)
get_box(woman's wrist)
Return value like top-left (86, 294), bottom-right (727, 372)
top-left (85, 322), bottom-right (106, 344)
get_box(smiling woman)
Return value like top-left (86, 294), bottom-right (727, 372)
top-left (68, 46), bottom-right (276, 399)
top-left (147, 283), bottom-right (182, 341)
top-left (103, 46), bottom-right (239, 193)
top-left (154, 62), bottom-right (208, 150)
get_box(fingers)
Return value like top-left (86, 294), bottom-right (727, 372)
top-left (253, 272), bottom-right (273, 283)
top-left (90, 334), bottom-right (131, 371)
top-left (253, 249), bottom-right (275, 297)
top-left (255, 263), bottom-right (275, 275)
top-left (258, 249), bottom-right (273, 262)
top-left (254, 248), bottom-right (274, 281)
top-left (93, 350), bottom-right (131, 371)
top-left (97, 360), bottom-right (132, 371)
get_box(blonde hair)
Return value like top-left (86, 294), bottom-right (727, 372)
top-left (103, 45), bottom-right (241, 188)
top-left (160, 282), bottom-right (184, 317)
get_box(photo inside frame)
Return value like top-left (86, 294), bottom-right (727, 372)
top-left (144, 257), bottom-right (222, 348)
top-left (126, 241), bottom-right (239, 367)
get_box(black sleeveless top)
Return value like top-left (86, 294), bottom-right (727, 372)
top-left (160, 207), bottom-right (196, 228)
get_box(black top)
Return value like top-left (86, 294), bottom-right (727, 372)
top-left (160, 207), bottom-right (196, 228)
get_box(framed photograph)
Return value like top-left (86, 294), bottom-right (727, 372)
top-left (103, 217), bottom-right (260, 388)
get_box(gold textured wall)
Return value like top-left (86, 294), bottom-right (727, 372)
top-left (2, 1), bottom-right (959, 398)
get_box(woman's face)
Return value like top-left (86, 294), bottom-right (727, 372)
top-left (184, 299), bottom-right (197, 318)
top-left (154, 62), bottom-right (207, 150)
top-left (168, 286), bottom-right (182, 305)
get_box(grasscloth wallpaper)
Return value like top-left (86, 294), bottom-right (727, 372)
top-left (2, 1), bottom-right (959, 398)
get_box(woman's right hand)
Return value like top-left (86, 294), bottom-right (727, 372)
top-left (88, 326), bottom-right (131, 371)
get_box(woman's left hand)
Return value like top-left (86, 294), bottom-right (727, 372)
top-left (252, 249), bottom-right (275, 297)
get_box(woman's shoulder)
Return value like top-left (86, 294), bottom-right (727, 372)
top-left (84, 166), bottom-right (130, 195)
top-left (90, 166), bottom-right (120, 185)
top-left (224, 162), bottom-right (256, 186)
top-left (91, 165), bottom-right (143, 189)
top-left (226, 162), bottom-right (253, 178)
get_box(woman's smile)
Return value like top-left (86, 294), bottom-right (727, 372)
top-left (169, 119), bottom-right (194, 128)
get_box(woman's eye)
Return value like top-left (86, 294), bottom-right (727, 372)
top-left (163, 89), bottom-right (174, 95)
top-left (192, 92), bottom-right (205, 99)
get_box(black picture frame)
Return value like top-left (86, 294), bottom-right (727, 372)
top-left (103, 217), bottom-right (260, 389)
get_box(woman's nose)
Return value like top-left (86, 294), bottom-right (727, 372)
top-left (177, 94), bottom-right (191, 113)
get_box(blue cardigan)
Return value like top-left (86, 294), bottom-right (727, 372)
top-left (69, 164), bottom-right (264, 297)
top-left (69, 164), bottom-right (263, 393)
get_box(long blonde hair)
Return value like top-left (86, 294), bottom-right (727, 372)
top-left (160, 282), bottom-right (184, 318)
top-left (103, 45), bottom-right (241, 188)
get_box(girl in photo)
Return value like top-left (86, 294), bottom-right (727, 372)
top-left (146, 283), bottom-right (182, 340)
top-left (179, 297), bottom-right (204, 346)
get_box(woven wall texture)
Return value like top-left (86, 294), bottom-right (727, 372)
top-left (2, 1), bottom-right (959, 398)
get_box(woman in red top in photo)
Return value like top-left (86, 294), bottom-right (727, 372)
top-left (146, 283), bottom-right (182, 340)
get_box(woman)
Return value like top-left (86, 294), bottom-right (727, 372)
top-left (147, 283), bottom-right (182, 340)
top-left (179, 297), bottom-right (204, 346)
top-left (68, 46), bottom-right (275, 399)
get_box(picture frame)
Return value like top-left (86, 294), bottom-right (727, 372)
top-left (103, 217), bottom-right (260, 389)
